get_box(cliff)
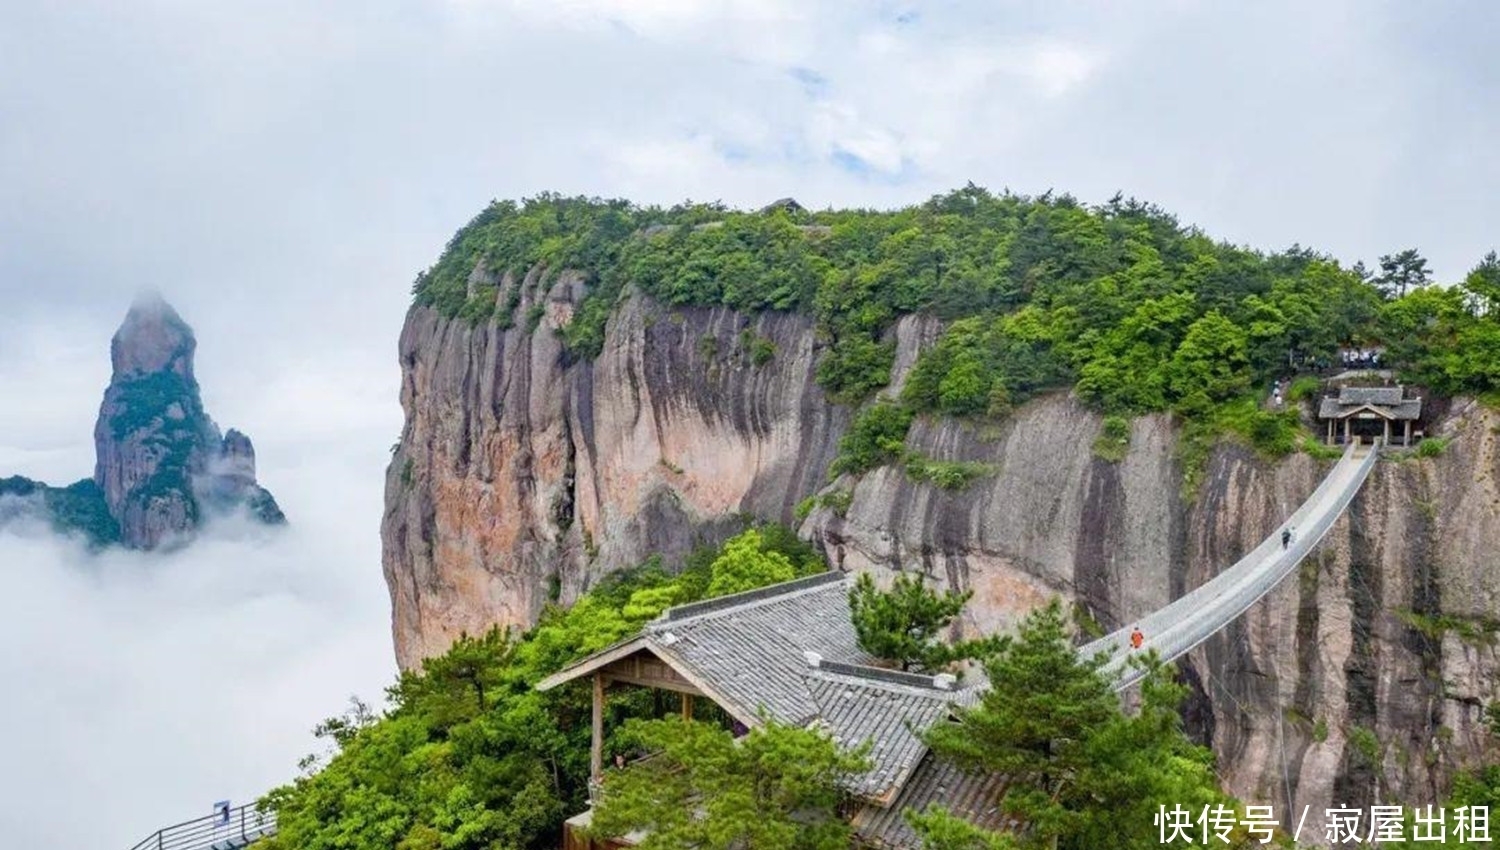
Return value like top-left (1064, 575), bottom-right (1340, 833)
top-left (0, 294), bottom-right (284, 548)
top-left (384, 274), bottom-right (1500, 826)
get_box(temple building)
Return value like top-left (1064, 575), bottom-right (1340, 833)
top-left (536, 572), bottom-right (1008, 850)
top-left (1317, 385), bottom-right (1423, 446)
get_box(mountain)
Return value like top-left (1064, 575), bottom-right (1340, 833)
top-left (382, 192), bottom-right (1500, 834)
top-left (0, 293), bottom-right (283, 548)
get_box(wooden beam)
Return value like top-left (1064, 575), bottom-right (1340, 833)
top-left (591, 672), bottom-right (604, 783)
top-left (681, 692), bottom-right (694, 721)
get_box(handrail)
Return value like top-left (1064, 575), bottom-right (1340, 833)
top-left (1083, 440), bottom-right (1380, 691)
top-left (126, 803), bottom-right (276, 850)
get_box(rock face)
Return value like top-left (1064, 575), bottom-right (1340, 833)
top-left (0, 293), bottom-right (283, 548)
top-left (385, 271), bottom-right (1500, 829)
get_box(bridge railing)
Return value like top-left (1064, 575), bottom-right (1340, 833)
top-left (1086, 440), bottom-right (1380, 690)
top-left (127, 803), bottom-right (276, 850)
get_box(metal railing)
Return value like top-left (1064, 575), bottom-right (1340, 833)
top-left (1084, 440), bottom-right (1380, 690)
top-left (126, 803), bottom-right (276, 850)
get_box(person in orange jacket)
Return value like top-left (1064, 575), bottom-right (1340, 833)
top-left (1130, 627), bottom-right (1144, 650)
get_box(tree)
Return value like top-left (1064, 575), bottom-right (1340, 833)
top-left (1376, 248), bottom-right (1432, 298)
top-left (1165, 311), bottom-right (1251, 416)
top-left (1463, 250), bottom-right (1500, 316)
top-left (705, 529), bottom-right (797, 596)
top-left (588, 717), bottom-right (869, 850)
top-left (922, 600), bottom-right (1232, 850)
top-left (906, 804), bottom-right (1017, 850)
top-left (847, 572), bottom-right (1001, 672)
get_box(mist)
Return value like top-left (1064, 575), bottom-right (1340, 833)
top-left (0, 320), bottom-right (401, 849)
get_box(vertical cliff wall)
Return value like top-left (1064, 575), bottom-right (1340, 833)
top-left (383, 275), bottom-right (1500, 826)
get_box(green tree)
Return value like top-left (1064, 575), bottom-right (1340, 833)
top-left (1166, 311), bottom-right (1252, 416)
top-left (1462, 250), bottom-right (1500, 315)
top-left (705, 529), bottom-right (797, 596)
top-left (588, 717), bottom-right (869, 850)
top-left (847, 572), bottom-right (1000, 673)
top-left (1376, 248), bottom-right (1433, 298)
top-left (923, 600), bottom-right (1230, 850)
top-left (906, 805), bottom-right (1017, 850)
top-left (831, 401), bottom-right (914, 476)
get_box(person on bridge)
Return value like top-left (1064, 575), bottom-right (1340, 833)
top-left (1281, 528), bottom-right (1292, 549)
top-left (1130, 627), bottom-right (1144, 650)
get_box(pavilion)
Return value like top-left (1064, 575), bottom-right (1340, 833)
top-left (535, 572), bottom-right (1009, 850)
top-left (1317, 385), bottom-right (1423, 446)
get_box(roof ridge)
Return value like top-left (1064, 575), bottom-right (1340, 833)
top-left (810, 659), bottom-right (961, 694)
top-left (653, 570), bottom-right (847, 625)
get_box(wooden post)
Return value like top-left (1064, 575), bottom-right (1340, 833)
top-left (591, 672), bottom-right (604, 783)
top-left (1344, 418), bottom-right (1350, 445)
top-left (1384, 419), bottom-right (1391, 445)
top-left (681, 692), bottom-right (694, 721)
top-left (1326, 418), bottom-right (1333, 444)
top-left (1405, 419), bottom-right (1412, 446)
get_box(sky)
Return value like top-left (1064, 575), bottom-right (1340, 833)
top-left (1, 1), bottom-right (1497, 846)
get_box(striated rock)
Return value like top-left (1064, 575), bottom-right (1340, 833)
top-left (1, 293), bottom-right (284, 549)
top-left (384, 271), bottom-right (1500, 830)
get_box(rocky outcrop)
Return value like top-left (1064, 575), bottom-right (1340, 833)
top-left (0, 293), bottom-right (283, 549)
top-left (384, 271), bottom-right (1500, 831)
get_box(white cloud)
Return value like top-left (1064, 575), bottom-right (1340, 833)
top-left (4, 2), bottom-right (1500, 845)
top-left (0, 311), bottom-right (400, 850)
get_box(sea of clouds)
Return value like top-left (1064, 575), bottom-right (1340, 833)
top-left (0, 316), bottom-right (401, 850)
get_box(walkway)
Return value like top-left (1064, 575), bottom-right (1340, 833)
top-left (1081, 441), bottom-right (1379, 691)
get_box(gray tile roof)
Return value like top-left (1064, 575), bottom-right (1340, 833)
top-left (1320, 392), bottom-right (1422, 419)
top-left (1339, 386), bottom-right (1404, 405)
top-left (849, 752), bottom-right (1012, 849)
top-left (808, 671), bottom-right (959, 802)
top-left (543, 571), bottom-right (983, 810)
top-left (1318, 388), bottom-right (1422, 420)
top-left (644, 572), bottom-right (876, 726)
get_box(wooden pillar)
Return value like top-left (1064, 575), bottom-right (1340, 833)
top-left (591, 672), bottom-right (604, 783)
top-left (1405, 420), bottom-right (1412, 446)
top-left (1344, 418), bottom-right (1351, 445)
top-left (1384, 419), bottom-right (1391, 445)
top-left (1326, 418), bottom-right (1333, 444)
top-left (680, 692), bottom-right (694, 721)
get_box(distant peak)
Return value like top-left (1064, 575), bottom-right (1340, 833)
top-left (126, 289), bottom-right (184, 323)
top-left (111, 292), bottom-right (196, 379)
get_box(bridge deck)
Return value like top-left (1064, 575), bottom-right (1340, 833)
top-left (1081, 441), bottom-right (1379, 691)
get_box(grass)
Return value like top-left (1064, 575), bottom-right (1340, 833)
top-left (903, 455), bottom-right (997, 490)
top-left (1397, 609), bottom-right (1500, 646)
top-left (1285, 375), bottom-right (1321, 402)
top-left (1092, 415), bottom-right (1131, 463)
top-left (1178, 395), bottom-right (1302, 498)
top-left (1414, 436), bottom-right (1449, 458)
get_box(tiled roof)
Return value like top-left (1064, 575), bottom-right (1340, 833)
top-left (1339, 386), bottom-right (1404, 405)
top-left (541, 571), bottom-right (982, 809)
top-left (849, 752), bottom-right (1012, 849)
top-left (1317, 394), bottom-right (1422, 420)
top-left (644, 572), bottom-right (875, 726)
top-left (808, 671), bottom-right (958, 802)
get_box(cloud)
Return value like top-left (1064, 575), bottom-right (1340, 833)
top-left (0, 513), bottom-right (394, 849)
top-left (0, 314), bottom-right (399, 850)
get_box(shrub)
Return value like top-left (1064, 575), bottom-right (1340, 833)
top-left (1415, 436), bottom-right (1449, 458)
top-left (1093, 415), bottom-right (1131, 462)
top-left (904, 455), bottom-right (996, 490)
top-left (830, 402), bottom-right (913, 477)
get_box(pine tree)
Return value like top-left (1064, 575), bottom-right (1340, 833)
top-left (848, 572), bottom-right (1002, 672)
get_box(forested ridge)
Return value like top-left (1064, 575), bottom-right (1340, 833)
top-left (412, 188), bottom-right (1500, 420)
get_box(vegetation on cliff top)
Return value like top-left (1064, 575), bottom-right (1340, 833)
top-left (412, 191), bottom-right (1500, 404)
